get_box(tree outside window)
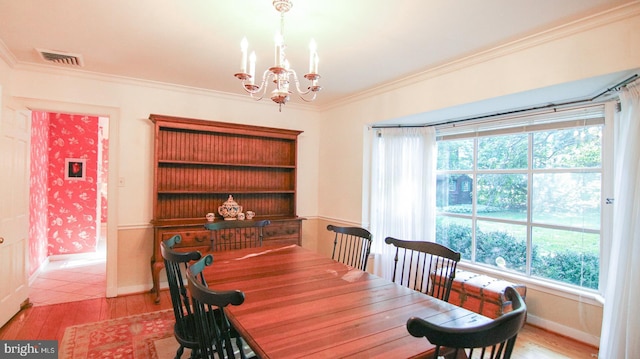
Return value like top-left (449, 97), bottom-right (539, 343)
top-left (435, 125), bottom-right (602, 290)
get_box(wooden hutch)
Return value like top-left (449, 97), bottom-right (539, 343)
top-left (149, 114), bottom-right (303, 302)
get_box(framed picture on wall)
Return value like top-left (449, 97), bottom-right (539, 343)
top-left (65, 158), bottom-right (86, 180)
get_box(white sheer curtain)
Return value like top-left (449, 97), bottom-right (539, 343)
top-left (599, 80), bottom-right (640, 358)
top-left (369, 126), bottom-right (437, 280)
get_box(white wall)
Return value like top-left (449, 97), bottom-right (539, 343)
top-left (316, 5), bottom-right (640, 346)
top-left (319, 7), bottom-right (640, 226)
top-left (8, 70), bottom-right (322, 226)
top-left (2, 67), bottom-right (321, 295)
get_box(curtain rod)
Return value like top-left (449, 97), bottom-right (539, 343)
top-left (371, 74), bottom-right (638, 129)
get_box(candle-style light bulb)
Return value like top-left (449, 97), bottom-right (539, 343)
top-left (308, 39), bottom-right (317, 74)
top-left (249, 51), bottom-right (256, 84)
top-left (240, 37), bottom-right (248, 73)
top-left (274, 32), bottom-right (283, 67)
top-left (313, 53), bottom-right (319, 74)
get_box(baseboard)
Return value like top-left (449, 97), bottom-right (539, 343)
top-left (48, 251), bottom-right (105, 262)
top-left (116, 284), bottom-right (154, 296)
top-left (28, 256), bottom-right (51, 286)
top-left (117, 281), bottom-right (168, 297)
top-left (526, 313), bottom-right (600, 348)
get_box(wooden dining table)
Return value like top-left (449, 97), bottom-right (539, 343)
top-left (202, 244), bottom-right (491, 359)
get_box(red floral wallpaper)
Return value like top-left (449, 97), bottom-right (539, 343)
top-left (29, 112), bottom-right (108, 275)
top-left (47, 113), bottom-right (100, 255)
top-left (99, 119), bottom-right (108, 224)
top-left (29, 112), bottom-right (50, 276)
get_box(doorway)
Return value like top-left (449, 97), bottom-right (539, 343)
top-left (0, 97), bottom-right (118, 326)
top-left (28, 112), bottom-right (109, 306)
top-left (28, 254), bottom-right (106, 305)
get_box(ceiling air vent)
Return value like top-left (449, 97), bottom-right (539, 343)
top-left (37, 49), bottom-right (84, 67)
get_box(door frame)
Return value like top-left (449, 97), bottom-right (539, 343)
top-left (12, 96), bottom-right (120, 297)
top-left (0, 94), bottom-right (31, 326)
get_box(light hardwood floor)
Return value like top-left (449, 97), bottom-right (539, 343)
top-left (0, 289), bottom-right (599, 358)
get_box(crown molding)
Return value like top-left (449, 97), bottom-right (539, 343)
top-left (11, 61), bottom-right (248, 101)
top-left (7, 59), bottom-right (320, 113)
top-left (0, 38), bottom-right (17, 67)
top-left (324, 1), bottom-right (640, 111)
top-left (3, 2), bottom-right (637, 114)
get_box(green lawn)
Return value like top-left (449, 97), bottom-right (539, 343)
top-left (437, 211), bottom-right (600, 255)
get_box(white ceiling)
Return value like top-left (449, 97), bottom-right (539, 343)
top-left (0, 0), bottom-right (637, 118)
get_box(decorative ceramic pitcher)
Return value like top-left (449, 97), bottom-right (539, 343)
top-left (218, 195), bottom-right (243, 220)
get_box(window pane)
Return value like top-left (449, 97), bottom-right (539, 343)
top-left (436, 216), bottom-right (472, 260)
top-left (478, 134), bottom-right (527, 169)
top-left (532, 173), bottom-right (601, 230)
top-left (531, 227), bottom-right (599, 289)
top-left (433, 111), bottom-right (604, 291)
top-left (476, 220), bottom-right (526, 273)
top-left (533, 126), bottom-right (602, 169)
top-left (436, 174), bottom-right (473, 214)
top-left (437, 140), bottom-right (473, 170)
top-left (476, 174), bottom-right (527, 221)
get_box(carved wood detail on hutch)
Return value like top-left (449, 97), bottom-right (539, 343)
top-left (149, 114), bottom-right (303, 302)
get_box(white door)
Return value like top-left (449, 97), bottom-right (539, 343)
top-left (0, 96), bottom-right (31, 327)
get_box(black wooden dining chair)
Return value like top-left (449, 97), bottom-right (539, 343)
top-left (187, 255), bottom-right (251, 359)
top-left (326, 224), bottom-right (373, 271)
top-left (407, 286), bottom-right (527, 359)
top-left (204, 219), bottom-right (271, 251)
top-left (160, 235), bottom-right (202, 359)
top-left (384, 236), bottom-right (461, 301)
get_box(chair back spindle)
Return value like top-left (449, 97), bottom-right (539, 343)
top-left (160, 235), bottom-right (203, 358)
top-left (205, 220), bottom-right (271, 252)
top-left (385, 237), bottom-right (461, 302)
top-left (326, 225), bottom-right (373, 271)
top-left (187, 255), bottom-right (247, 359)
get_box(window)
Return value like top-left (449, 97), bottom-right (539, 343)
top-left (435, 105), bottom-right (606, 291)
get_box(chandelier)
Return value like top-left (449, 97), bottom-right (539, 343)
top-left (234, 0), bottom-right (321, 111)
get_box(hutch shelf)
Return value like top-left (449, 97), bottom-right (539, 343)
top-left (149, 114), bottom-right (304, 302)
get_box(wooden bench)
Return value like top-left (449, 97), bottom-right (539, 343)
top-left (435, 269), bottom-right (527, 319)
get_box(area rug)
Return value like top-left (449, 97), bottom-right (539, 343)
top-left (154, 336), bottom-right (191, 359)
top-left (60, 309), bottom-right (177, 358)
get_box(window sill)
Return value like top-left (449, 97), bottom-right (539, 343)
top-left (456, 262), bottom-right (604, 307)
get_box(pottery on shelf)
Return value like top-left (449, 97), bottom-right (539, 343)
top-left (218, 195), bottom-right (243, 220)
